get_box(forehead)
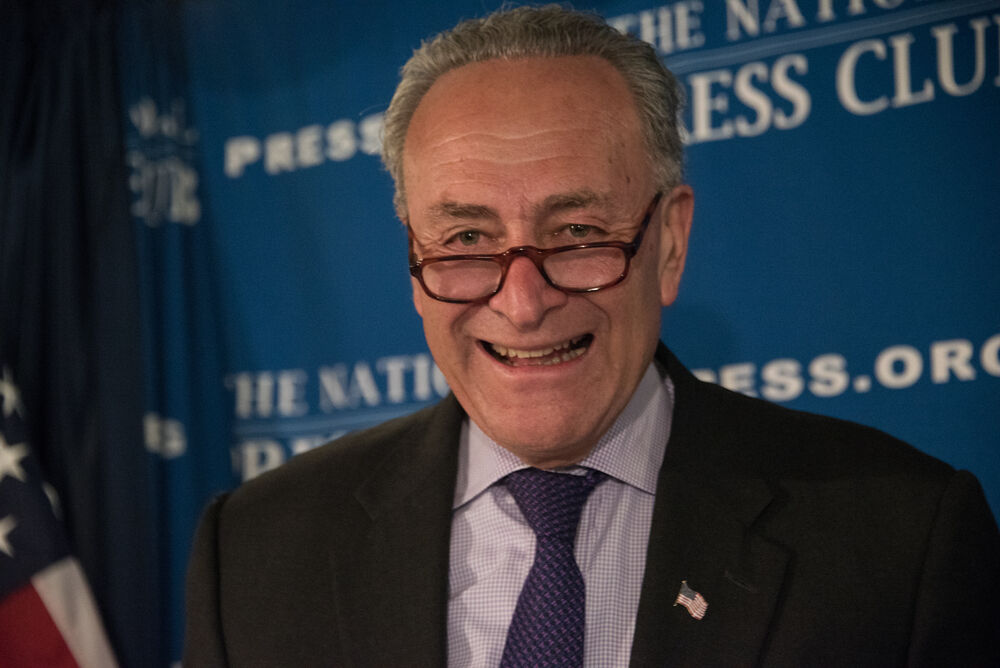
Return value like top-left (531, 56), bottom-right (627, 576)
top-left (402, 56), bottom-right (649, 218)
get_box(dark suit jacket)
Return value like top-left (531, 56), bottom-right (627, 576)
top-left (184, 345), bottom-right (1000, 667)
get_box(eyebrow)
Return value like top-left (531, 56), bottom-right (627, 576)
top-left (427, 201), bottom-right (498, 222)
top-left (534, 189), bottom-right (610, 217)
top-left (425, 189), bottom-right (613, 224)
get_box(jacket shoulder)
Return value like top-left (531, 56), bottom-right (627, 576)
top-left (221, 396), bottom-right (462, 518)
top-left (665, 352), bottom-right (955, 485)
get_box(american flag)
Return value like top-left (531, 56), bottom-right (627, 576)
top-left (674, 580), bottom-right (708, 620)
top-left (0, 367), bottom-right (117, 667)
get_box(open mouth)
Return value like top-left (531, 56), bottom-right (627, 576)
top-left (482, 334), bottom-right (593, 367)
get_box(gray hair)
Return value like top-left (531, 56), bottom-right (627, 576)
top-left (381, 4), bottom-right (685, 217)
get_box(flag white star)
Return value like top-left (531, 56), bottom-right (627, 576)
top-left (0, 432), bottom-right (29, 484)
top-left (0, 515), bottom-right (17, 557)
top-left (0, 367), bottom-right (23, 418)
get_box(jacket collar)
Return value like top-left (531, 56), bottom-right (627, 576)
top-left (329, 395), bottom-right (464, 666)
top-left (629, 344), bottom-right (789, 666)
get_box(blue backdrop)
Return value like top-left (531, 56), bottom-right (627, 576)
top-left (118, 0), bottom-right (999, 663)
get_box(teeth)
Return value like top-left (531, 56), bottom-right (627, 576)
top-left (489, 337), bottom-right (587, 364)
top-left (536, 346), bottom-right (586, 365)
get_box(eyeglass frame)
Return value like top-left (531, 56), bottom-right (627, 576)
top-left (407, 192), bottom-right (663, 304)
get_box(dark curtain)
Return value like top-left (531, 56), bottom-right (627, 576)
top-left (1, 0), bottom-right (161, 665)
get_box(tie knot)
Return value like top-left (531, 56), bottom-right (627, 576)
top-left (503, 468), bottom-right (605, 540)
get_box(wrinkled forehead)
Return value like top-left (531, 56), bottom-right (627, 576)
top-left (401, 56), bottom-right (650, 217)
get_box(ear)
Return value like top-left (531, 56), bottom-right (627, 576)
top-left (657, 185), bottom-right (694, 307)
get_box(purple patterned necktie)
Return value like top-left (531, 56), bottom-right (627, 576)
top-left (499, 467), bottom-right (606, 668)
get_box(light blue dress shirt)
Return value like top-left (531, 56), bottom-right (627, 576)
top-left (447, 364), bottom-right (674, 667)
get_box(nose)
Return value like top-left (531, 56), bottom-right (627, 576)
top-left (487, 255), bottom-right (568, 329)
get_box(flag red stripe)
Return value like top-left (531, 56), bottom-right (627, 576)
top-left (0, 582), bottom-right (80, 667)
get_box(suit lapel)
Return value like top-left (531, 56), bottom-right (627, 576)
top-left (328, 396), bottom-right (464, 667)
top-left (629, 466), bottom-right (789, 666)
top-left (629, 347), bottom-right (791, 666)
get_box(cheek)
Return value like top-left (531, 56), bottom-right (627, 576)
top-left (616, 263), bottom-right (664, 338)
top-left (415, 299), bottom-right (473, 356)
top-left (411, 277), bottom-right (426, 317)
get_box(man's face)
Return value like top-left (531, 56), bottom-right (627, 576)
top-left (402, 56), bottom-right (692, 467)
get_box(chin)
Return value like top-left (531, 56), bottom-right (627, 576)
top-left (483, 415), bottom-right (599, 466)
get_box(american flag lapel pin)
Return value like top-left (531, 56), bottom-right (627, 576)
top-left (674, 580), bottom-right (708, 619)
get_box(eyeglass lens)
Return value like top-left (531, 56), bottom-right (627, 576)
top-left (421, 246), bottom-right (627, 301)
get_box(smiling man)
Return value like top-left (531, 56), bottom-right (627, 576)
top-left (401, 53), bottom-right (690, 470)
top-left (185, 6), bottom-right (999, 667)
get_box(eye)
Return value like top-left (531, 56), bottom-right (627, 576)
top-left (455, 230), bottom-right (481, 246)
top-left (567, 224), bottom-right (594, 239)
